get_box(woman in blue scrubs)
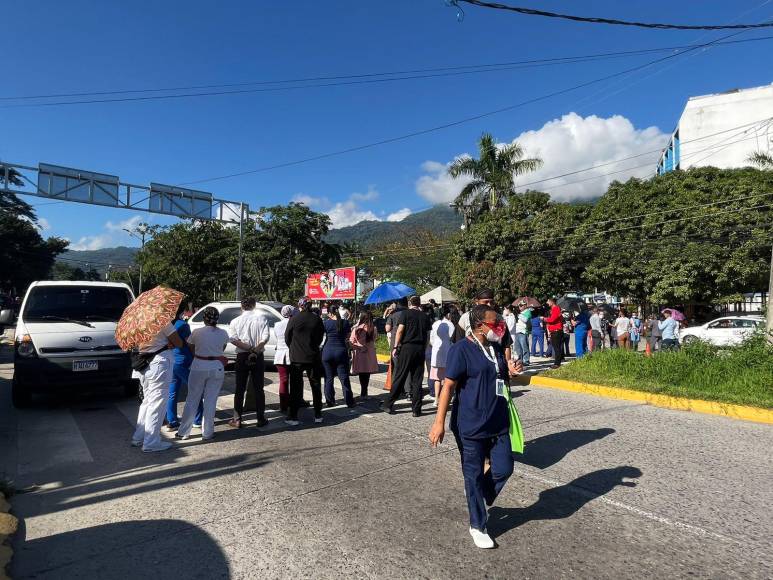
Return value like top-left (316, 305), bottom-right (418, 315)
top-left (429, 304), bottom-right (522, 549)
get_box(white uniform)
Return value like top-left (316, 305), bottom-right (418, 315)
top-left (133, 322), bottom-right (176, 452)
top-left (178, 325), bottom-right (229, 439)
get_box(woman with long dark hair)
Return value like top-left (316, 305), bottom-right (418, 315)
top-left (350, 309), bottom-right (379, 400)
top-left (321, 304), bottom-right (354, 407)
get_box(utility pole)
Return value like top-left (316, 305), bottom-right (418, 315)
top-left (124, 223), bottom-right (149, 294)
top-left (767, 244), bottom-right (773, 344)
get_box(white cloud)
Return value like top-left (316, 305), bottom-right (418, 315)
top-left (37, 217), bottom-right (51, 231)
top-left (105, 215), bottom-right (142, 233)
top-left (67, 214), bottom-right (150, 250)
top-left (387, 208), bottom-right (412, 222)
top-left (415, 113), bottom-right (667, 203)
top-left (293, 188), bottom-right (409, 229)
top-left (70, 235), bottom-right (114, 251)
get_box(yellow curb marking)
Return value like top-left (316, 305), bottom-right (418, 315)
top-left (530, 376), bottom-right (773, 425)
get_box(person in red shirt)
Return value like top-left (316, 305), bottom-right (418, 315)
top-left (544, 297), bottom-right (564, 368)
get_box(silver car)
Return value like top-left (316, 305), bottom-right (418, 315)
top-left (187, 301), bottom-right (285, 363)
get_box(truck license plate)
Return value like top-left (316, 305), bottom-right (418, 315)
top-left (73, 360), bottom-right (99, 372)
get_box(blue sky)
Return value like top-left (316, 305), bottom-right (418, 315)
top-left (2, 0), bottom-right (772, 248)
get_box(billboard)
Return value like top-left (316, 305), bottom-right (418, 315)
top-left (306, 268), bottom-right (356, 300)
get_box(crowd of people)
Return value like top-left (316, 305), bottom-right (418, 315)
top-left (129, 287), bottom-right (685, 549)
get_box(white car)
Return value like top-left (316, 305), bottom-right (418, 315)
top-left (679, 315), bottom-right (764, 346)
top-left (187, 301), bottom-right (284, 363)
top-left (13, 281), bottom-right (136, 407)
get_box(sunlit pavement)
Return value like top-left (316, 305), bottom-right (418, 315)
top-left (1, 344), bottom-right (771, 579)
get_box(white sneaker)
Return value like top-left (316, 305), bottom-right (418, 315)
top-left (142, 441), bottom-right (173, 453)
top-left (130, 440), bottom-right (142, 448)
top-left (314, 416), bottom-right (324, 424)
top-left (469, 527), bottom-right (495, 549)
top-left (284, 419), bottom-right (300, 426)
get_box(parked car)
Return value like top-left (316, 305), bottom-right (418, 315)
top-left (187, 301), bottom-right (284, 363)
top-left (679, 315), bottom-right (764, 346)
top-left (12, 281), bottom-right (136, 407)
top-left (0, 295), bottom-right (15, 333)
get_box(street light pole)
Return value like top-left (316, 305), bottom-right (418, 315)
top-left (124, 224), bottom-right (149, 294)
top-left (236, 203), bottom-right (245, 301)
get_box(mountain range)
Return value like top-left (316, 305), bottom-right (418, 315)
top-left (59, 205), bottom-right (463, 271)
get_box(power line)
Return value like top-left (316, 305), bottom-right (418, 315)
top-left (4, 36), bottom-right (772, 106)
top-left (337, 200), bottom-right (773, 259)
top-left (178, 35), bottom-right (741, 186)
top-left (450, 0), bottom-right (773, 30)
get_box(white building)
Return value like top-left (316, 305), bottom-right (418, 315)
top-left (656, 83), bottom-right (773, 174)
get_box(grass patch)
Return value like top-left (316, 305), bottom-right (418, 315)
top-left (545, 334), bottom-right (773, 409)
top-left (376, 334), bottom-right (391, 357)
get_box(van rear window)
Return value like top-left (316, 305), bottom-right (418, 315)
top-left (24, 286), bottom-right (132, 323)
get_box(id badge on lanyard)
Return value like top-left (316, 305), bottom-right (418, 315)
top-left (495, 378), bottom-right (507, 397)
top-left (473, 336), bottom-right (507, 398)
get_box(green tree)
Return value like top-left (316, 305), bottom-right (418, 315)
top-left (242, 203), bottom-right (340, 302)
top-left (1, 183), bottom-right (68, 294)
top-left (747, 151), bottom-right (773, 169)
top-left (450, 191), bottom-right (589, 304)
top-left (573, 167), bottom-right (773, 304)
top-left (137, 220), bottom-right (238, 306)
top-left (449, 133), bottom-right (542, 219)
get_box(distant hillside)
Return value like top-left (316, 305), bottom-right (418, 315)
top-left (59, 246), bottom-right (138, 274)
top-left (325, 205), bottom-right (463, 247)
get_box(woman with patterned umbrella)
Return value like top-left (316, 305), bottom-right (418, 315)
top-left (117, 286), bottom-right (185, 453)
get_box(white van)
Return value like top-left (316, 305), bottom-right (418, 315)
top-left (12, 281), bottom-right (136, 407)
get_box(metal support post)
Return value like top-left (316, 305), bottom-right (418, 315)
top-left (236, 202), bottom-right (245, 300)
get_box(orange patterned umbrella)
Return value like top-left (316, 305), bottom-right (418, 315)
top-left (115, 285), bottom-right (185, 351)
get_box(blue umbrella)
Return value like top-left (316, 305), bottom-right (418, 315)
top-left (364, 281), bottom-right (416, 305)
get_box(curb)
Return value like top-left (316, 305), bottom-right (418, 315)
top-left (376, 354), bottom-right (390, 363)
top-left (529, 375), bottom-right (773, 425)
top-left (0, 492), bottom-right (17, 580)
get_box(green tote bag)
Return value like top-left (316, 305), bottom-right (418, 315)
top-left (504, 387), bottom-right (525, 454)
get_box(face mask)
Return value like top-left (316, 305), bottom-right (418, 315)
top-left (486, 329), bottom-right (503, 343)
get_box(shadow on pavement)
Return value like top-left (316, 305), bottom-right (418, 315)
top-left (521, 428), bottom-right (615, 470)
top-left (488, 466), bottom-right (642, 539)
top-left (13, 519), bottom-right (230, 579)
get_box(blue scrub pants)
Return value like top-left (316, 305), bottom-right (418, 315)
top-left (530, 331), bottom-right (544, 356)
top-left (575, 327), bottom-right (589, 358)
top-left (322, 349), bottom-right (354, 407)
top-left (514, 333), bottom-right (530, 365)
top-left (459, 433), bottom-right (514, 531)
top-left (166, 363), bottom-right (202, 428)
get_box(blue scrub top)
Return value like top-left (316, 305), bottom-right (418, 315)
top-left (173, 319), bottom-right (193, 367)
top-left (530, 316), bottom-right (543, 333)
top-left (446, 338), bottom-right (509, 440)
top-left (575, 310), bottom-right (591, 331)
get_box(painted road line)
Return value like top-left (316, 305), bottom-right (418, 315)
top-left (530, 376), bottom-right (773, 425)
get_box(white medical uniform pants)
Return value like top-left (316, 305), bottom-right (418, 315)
top-left (133, 350), bottom-right (173, 451)
top-left (178, 366), bottom-right (225, 439)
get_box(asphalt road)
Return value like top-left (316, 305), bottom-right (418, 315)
top-left (0, 342), bottom-right (771, 579)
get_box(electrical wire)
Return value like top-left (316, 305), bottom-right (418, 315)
top-left (451, 0), bottom-right (773, 30)
top-left (3, 36), bottom-right (771, 105)
top-left (336, 200), bottom-right (773, 259)
top-left (177, 35), bottom-right (745, 186)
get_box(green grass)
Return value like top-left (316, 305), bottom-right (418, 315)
top-left (545, 334), bottom-right (773, 409)
top-left (376, 334), bottom-right (390, 357)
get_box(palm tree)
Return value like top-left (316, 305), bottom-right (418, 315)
top-left (747, 151), bottom-right (773, 169)
top-left (448, 132), bottom-right (542, 219)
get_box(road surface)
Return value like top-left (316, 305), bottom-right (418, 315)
top-left (0, 343), bottom-right (771, 579)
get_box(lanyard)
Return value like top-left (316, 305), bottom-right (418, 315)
top-left (470, 335), bottom-right (499, 375)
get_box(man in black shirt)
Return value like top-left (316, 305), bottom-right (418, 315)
top-left (382, 295), bottom-right (431, 417)
top-left (285, 297), bottom-right (325, 425)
